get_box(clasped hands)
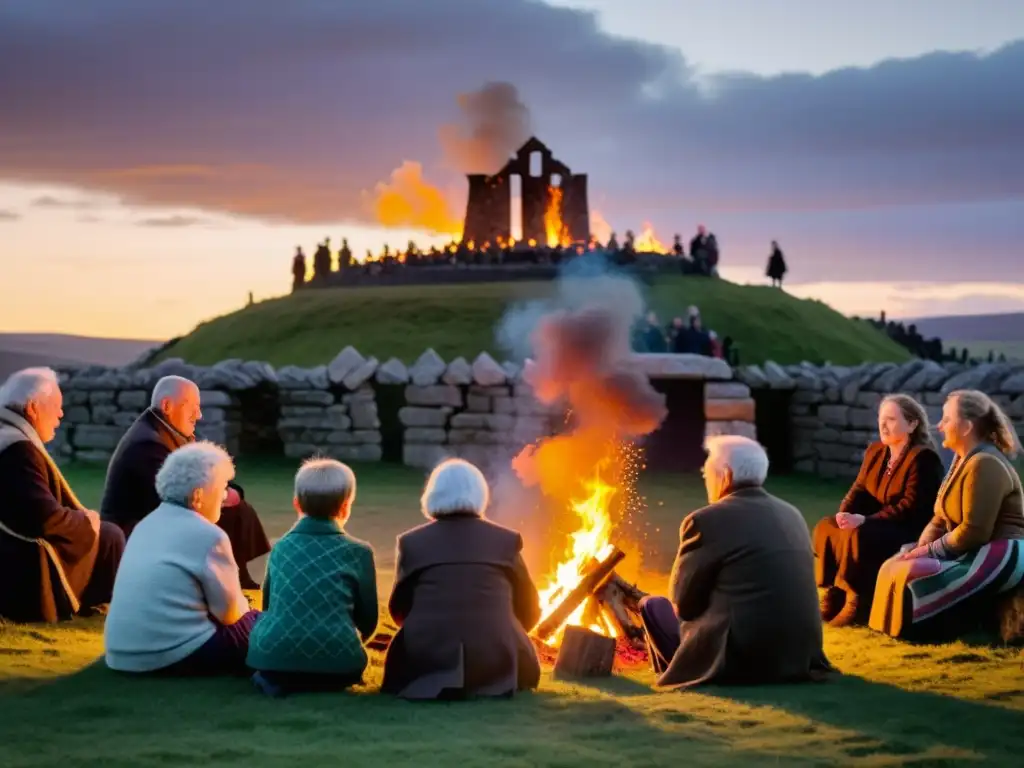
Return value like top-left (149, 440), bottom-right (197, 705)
top-left (834, 512), bottom-right (865, 529)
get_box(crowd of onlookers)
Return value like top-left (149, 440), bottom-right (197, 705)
top-left (632, 305), bottom-right (737, 363)
top-left (288, 225), bottom-right (794, 291)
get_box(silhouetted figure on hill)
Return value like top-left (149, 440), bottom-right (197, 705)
top-left (673, 234), bottom-right (684, 256)
top-left (690, 225), bottom-right (719, 276)
top-left (766, 240), bottom-right (787, 287)
top-left (338, 238), bottom-right (352, 272)
top-left (291, 247), bottom-right (306, 291)
top-left (313, 240), bottom-right (332, 282)
top-left (606, 232), bottom-right (619, 251)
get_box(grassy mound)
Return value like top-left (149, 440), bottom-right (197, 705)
top-left (2, 462), bottom-right (1021, 767)
top-left (159, 277), bottom-right (911, 367)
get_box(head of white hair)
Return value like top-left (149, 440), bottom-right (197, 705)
top-left (0, 367), bottom-right (60, 411)
top-left (155, 441), bottom-right (235, 508)
top-left (421, 458), bottom-right (490, 519)
top-left (704, 435), bottom-right (769, 487)
top-left (151, 375), bottom-right (197, 409)
top-left (294, 456), bottom-right (357, 519)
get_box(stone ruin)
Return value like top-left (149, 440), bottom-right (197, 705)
top-left (462, 136), bottom-right (590, 246)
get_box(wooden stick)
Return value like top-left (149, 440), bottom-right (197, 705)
top-left (531, 547), bottom-right (625, 642)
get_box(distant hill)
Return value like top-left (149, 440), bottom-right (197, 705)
top-left (907, 312), bottom-right (1024, 343)
top-left (0, 333), bottom-right (160, 380)
top-left (155, 277), bottom-right (911, 367)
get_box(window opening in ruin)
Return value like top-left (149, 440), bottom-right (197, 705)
top-left (550, 174), bottom-right (562, 188)
top-left (529, 151), bottom-right (542, 177)
top-left (509, 173), bottom-right (523, 241)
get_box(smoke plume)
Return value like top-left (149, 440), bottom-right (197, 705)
top-left (439, 81), bottom-right (533, 174)
top-left (488, 256), bottom-right (668, 577)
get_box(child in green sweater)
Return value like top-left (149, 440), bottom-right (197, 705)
top-left (248, 458), bottom-right (378, 696)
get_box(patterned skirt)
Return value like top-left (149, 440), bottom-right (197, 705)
top-left (868, 539), bottom-right (1024, 639)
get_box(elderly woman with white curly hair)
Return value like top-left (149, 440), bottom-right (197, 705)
top-left (104, 442), bottom-right (258, 676)
top-left (381, 458), bottom-right (542, 700)
top-left (639, 435), bottom-right (831, 688)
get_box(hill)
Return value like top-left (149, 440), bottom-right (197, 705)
top-left (908, 312), bottom-right (1024, 342)
top-left (156, 277), bottom-right (911, 367)
top-left (0, 333), bottom-right (159, 380)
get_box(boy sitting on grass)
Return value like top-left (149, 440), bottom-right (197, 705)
top-left (248, 457), bottom-right (378, 696)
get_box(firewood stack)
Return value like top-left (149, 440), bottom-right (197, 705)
top-left (530, 546), bottom-right (649, 678)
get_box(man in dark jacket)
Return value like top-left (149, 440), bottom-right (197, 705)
top-left (0, 367), bottom-right (124, 622)
top-left (100, 375), bottom-right (270, 588)
top-left (638, 435), bottom-right (831, 688)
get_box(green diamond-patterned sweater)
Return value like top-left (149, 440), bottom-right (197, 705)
top-left (246, 516), bottom-right (378, 676)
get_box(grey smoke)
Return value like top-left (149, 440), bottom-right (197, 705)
top-left (439, 81), bottom-right (533, 174)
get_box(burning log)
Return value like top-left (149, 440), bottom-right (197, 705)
top-left (595, 572), bottom-right (649, 648)
top-left (531, 546), bottom-right (625, 643)
top-left (554, 626), bottom-right (616, 679)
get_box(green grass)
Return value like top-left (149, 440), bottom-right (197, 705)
top-left (2, 463), bottom-right (1021, 767)
top-left (157, 277), bottom-right (911, 367)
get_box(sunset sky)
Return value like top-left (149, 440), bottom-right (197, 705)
top-left (1, 0), bottom-right (1023, 341)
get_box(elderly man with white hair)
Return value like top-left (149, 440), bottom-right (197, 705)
top-left (638, 435), bottom-right (831, 688)
top-left (381, 458), bottom-right (542, 700)
top-left (104, 441), bottom-right (259, 676)
top-left (0, 367), bottom-right (125, 622)
top-left (100, 375), bottom-right (270, 588)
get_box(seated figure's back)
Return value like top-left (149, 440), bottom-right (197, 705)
top-left (104, 502), bottom-right (242, 672)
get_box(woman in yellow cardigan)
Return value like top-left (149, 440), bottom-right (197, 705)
top-left (870, 389), bottom-right (1024, 640)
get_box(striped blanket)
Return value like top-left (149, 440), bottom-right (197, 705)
top-left (908, 538), bottom-right (1024, 625)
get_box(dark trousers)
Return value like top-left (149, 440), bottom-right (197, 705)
top-left (255, 670), bottom-right (363, 695)
top-left (639, 596), bottom-right (681, 675)
top-left (158, 610), bottom-right (261, 677)
top-left (813, 517), bottom-right (916, 597)
top-left (79, 522), bottom-right (125, 611)
top-left (218, 499), bottom-right (272, 588)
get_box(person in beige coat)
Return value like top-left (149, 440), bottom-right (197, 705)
top-left (381, 459), bottom-right (542, 700)
top-left (639, 435), bottom-right (832, 688)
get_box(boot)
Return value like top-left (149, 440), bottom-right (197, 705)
top-left (819, 587), bottom-right (844, 622)
top-left (829, 592), bottom-right (861, 627)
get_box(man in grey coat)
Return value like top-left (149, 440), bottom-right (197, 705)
top-left (639, 435), bottom-right (832, 688)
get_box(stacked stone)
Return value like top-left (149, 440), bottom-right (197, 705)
top-left (47, 358), bottom-right (268, 462)
top-left (737, 358), bottom-right (1024, 479)
top-left (399, 349), bottom-right (560, 469)
top-left (276, 347), bottom-right (383, 462)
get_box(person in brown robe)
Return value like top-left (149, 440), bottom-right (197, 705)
top-left (813, 394), bottom-right (944, 626)
top-left (638, 435), bottom-right (831, 688)
top-left (382, 459), bottom-right (541, 700)
top-left (100, 375), bottom-right (270, 588)
top-left (0, 368), bottom-right (125, 622)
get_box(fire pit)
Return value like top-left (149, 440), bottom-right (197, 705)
top-left (526, 466), bottom-right (650, 676)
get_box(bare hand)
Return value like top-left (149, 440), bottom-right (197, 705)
top-left (900, 545), bottom-right (930, 560)
top-left (836, 512), bottom-right (865, 530)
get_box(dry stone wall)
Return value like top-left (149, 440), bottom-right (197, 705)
top-left (49, 358), bottom-right (274, 463)
top-left (735, 359), bottom-right (1024, 479)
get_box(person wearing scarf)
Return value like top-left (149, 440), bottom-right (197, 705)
top-left (0, 367), bottom-right (125, 622)
top-left (100, 375), bottom-right (271, 588)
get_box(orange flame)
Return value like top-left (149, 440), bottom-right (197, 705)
top-left (534, 466), bottom-right (621, 646)
top-left (372, 161), bottom-right (463, 238)
top-left (544, 186), bottom-right (571, 247)
top-left (633, 221), bottom-right (666, 253)
top-left (589, 209), bottom-right (613, 246)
